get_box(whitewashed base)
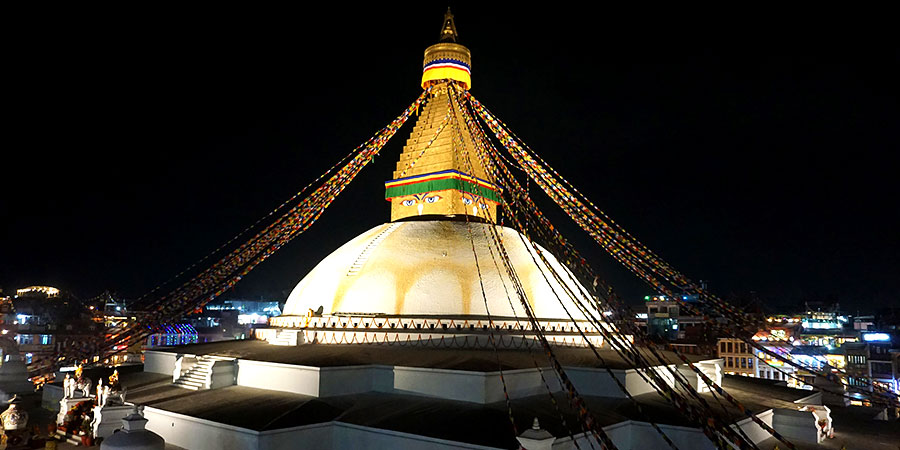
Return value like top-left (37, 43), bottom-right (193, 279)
top-left (91, 403), bottom-right (134, 439)
top-left (57, 396), bottom-right (93, 425)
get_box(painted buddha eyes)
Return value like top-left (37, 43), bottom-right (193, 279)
top-left (401, 195), bottom-right (441, 206)
top-left (462, 197), bottom-right (488, 209)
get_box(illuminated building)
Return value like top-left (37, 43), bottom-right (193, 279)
top-left (643, 294), bottom-right (708, 344)
top-left (146, 324), bottom-right (199, 347)
top-left (15, 285), bottom-right (60, 298)
top-left (844, 332), bottom-right (900, 396)
top-left (12, 287), bottom-right (101, 366)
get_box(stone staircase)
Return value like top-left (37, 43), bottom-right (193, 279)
top-left (270, 329), bottom-right (302, 346)
top-left (55, 429), bottom-right (85, 446)
top-left (347, 223), bottom-right (402, 276)
top-left (174, 355), bottom-right (234, 390)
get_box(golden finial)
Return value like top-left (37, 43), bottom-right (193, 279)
top-left (439, 7), bottom-right (458, 42)
top-left (75, 364), bottom-right (83, 379)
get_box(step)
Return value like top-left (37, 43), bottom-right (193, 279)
top-left (181, 369), bottom-right (209, 378)
top-left (183, 375), bottom-right (208, 383)
top-left (55, 430), bottom-right (84, 446)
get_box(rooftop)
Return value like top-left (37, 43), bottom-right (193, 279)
top-left (112, 368), bottom-right (847, 449)
top-left (147, 339), bottom-right (711, 372)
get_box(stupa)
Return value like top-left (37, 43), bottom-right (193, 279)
top-left (69, 12), bottom-right (835, 450)
top-left (256, 9), bottom-right (613, 349)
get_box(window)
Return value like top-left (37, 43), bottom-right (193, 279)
top-left (748, 358), bottom-right (753, 369)
top-left (40, 334), bottom-right (52, 345)
top-left (727, 342), bottom-right (733, 353)
top-left (740, 358), bottom-right (747, 369)
top-left (720, 342), bottom-right (727, 353)
top-left (727, 357), bottom-right (733, 367)
top-left (871, 362), bottom-right (892, 376)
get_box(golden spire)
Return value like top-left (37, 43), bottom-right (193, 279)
top-left (385, 11), bottom-right (499, 223)
top-left (439, 7), bottom-right (458, 43)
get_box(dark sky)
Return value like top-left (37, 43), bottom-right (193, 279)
top-left (3, 6), bottom-right (898, 312)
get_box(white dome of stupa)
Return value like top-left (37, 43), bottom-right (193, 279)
top-left (281, 220), bottom-right (595, 320)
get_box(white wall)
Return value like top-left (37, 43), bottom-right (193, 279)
top-left (144, 406), bottom-right (259, 450)
top-left (772, 408), bottom-right (819, 444)
top-left (209, 359), bottom-right (237, 389)
top-left (143, 351), bottom-right (176, 375)
top-left (623, 365), bottom-right (675, 397)
top-left (151, 350), bottom-right (707, 406)
top-left (730, 409), bottom-right (774, 445)
top-left (236, 360), bottom-right (321, 396)
top-left (393, 366), bottom-right (487, 402)
top-left (319, 365), bottom-right (393, 397)
top-left (143, 407), bottom-right (505, 450)
top-left (236, 360), bottom-right (627, 404)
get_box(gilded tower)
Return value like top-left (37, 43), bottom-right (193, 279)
top-left (384, 9), bottom-right (500, 223)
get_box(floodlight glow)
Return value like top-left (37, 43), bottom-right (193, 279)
top-left (862, 333), bottom-right (890, 342)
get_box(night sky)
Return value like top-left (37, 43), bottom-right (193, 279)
top-left (3, 6), bottom-right (898, 312)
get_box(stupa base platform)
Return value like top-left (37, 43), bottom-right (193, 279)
top-left (110, 341), bottom-right (842, 450)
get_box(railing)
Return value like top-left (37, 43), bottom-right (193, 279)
top-left (269, 314), bottom-right (613, 335)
